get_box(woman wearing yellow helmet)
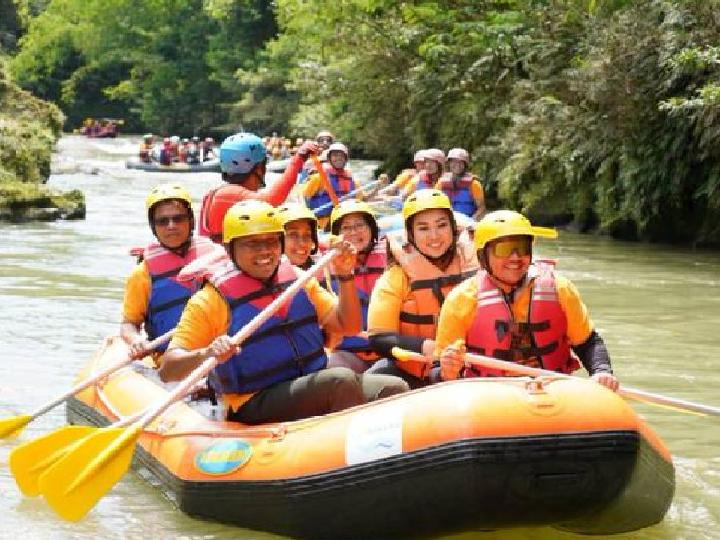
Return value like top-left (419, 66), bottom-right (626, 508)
top-left (325, 200), bottom-right (386, 372)
top-left (276, 203), bottom-right (319, 269)
top-left (160, 200), bottom-right (409, 424)
top-left (120, 183), bottom-right (217, 362)
top-left (365, 189), bottom-right (478, 388)
top-left (435, 210), bottom-right (619, 391)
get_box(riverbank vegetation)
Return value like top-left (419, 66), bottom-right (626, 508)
top-left (4, 0), bottom-right (720, 244)
top-left (0, 56), bottom-right (85, 221)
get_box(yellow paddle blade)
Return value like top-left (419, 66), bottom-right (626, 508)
top-left (9, 425), bottom-right (96, 496)
top-left (391, 347), bottom-right (424, 363)
top-left (40, 425), bottom-right (141, 522)
top-left (0, 414), bottom-right (31, 438)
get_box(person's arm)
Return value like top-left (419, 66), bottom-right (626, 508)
top-left (573, 331), bottom-right (612, 375)
top-left (471, 179), bottom-right (486, 219)
top-left (259, 140), bottom-right (318, 206)
top-left (120, 263), bottom-right (152, 359)
top-left (316, 237), bottom-right (362, 335)
top-left (158, 287), bottom-right (229, 381)
top-left (558, 275), bottom-right (619, 391)
top-left (298, 172), bottom-right (321, 199)
top-left (435, 280), bottom-right (477, 380)
top-left (366, 265), bottom-right (433, 357)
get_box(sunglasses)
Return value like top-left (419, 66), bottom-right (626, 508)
top-left (316, 137), bottom-right (333, 144)
top-left (490, 237), bottom-right (532, 257)
top-left (154, 214), bottom-right (191, 227)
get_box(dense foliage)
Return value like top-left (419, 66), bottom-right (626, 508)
top-left (0, 58), bottom-right (84, 220)
top-left (5, 0), bottom-right (720, 243)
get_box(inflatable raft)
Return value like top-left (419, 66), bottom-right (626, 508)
top-left (66, 337), bottom-right (674, 539)
top-left (125, 158), bottom-right (221, 173)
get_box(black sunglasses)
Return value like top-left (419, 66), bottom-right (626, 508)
top-left (154, 214), bottom-right (191, 227)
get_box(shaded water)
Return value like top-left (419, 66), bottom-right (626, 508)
top-left (1, 135), bottom-right (719, 539)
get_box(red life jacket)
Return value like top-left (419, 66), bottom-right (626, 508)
top-left (436, 172), bottom-right (478, 217)
top-left (142, 237), bottom-right (217, 348)
top-left (464, 263), bottom-right (580, 377)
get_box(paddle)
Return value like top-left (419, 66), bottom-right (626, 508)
top-left (0, 330), bottom-right (174, 439)
top-left (312, 177), bottom-right (384, 216)
top-left (391, 347), bottom-right (720, 417)
top-left (9, 411), bottom-right (141, 497)
top-left (38, 248), bottom-right (339, 522)
top-left (311, 155), bottom-right (339, 207)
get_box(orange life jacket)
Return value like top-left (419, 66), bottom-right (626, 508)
top-left (464, 262), bottom-right (580, 377)
top-left (386, 232), bottom-right (478, 378)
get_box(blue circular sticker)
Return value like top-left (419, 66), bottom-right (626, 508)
top-left (195, 439), bottom-right (253, 475)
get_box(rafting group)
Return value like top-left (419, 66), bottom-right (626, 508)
top-left (121, 129), bottom-right (619, 426)
top-left (137, 134), bottom-right (217, 166)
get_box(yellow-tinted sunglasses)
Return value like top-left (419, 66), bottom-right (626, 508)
top-left (490, 237), bottom-right (532, 257)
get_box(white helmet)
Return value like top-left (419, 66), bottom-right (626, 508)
top-left (447, 148), bottom-right (470, 164)
top-left (327, 142), bottom-right (349, 158)
top-left (423, 148), bottom-right (446, 164)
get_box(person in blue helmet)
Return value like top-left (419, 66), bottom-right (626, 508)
top-left (198, 132), bottom-right (318, 242)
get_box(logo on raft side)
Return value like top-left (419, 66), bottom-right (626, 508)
top-left (195, 439), bottom-right (253, 475)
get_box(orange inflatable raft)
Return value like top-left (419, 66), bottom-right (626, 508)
top-left (66, 337), bottom-right (674, 538)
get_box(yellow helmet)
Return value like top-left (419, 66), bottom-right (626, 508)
top-left (145, 183), bottom-right (192, 211)
top-left (330, 199), bottom-right (375, 231)
top-left (402, 189), bottom-right (452, 221)
top-left (222, 200), bottom-right (283, 244)
top-left (277, 203), bottom-right (318, 227)
top-left (474, 210), bottom-right (558, 251)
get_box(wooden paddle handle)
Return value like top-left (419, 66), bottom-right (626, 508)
top-left (137, 249), bottom-right (338, 429)
top-left (462, 351), bottom-right (720, 417)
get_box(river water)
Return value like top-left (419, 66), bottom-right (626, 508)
top-left (1, 135), bottom-right (719, 539)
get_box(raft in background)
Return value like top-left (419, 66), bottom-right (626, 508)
top-left (266, 157), bottom-right (290, 173)
top-left (66, 337), bottom-right (674, 539)
top-left (125, 158), bottom-right (221, 173)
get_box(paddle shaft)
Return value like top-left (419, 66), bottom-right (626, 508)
top-left (312, 178), bottom-right (383, 216)
top-left (135, 249), bottom-right (338, 431)
top-left (27, 330), bottom-right (174, 421)
top-left (461, 351), bottom-right (720, 417)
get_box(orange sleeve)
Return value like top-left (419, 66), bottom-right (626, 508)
top-left (122, 262), bottom-right (151, 324)
top-left (168, 285), bottom-right (230, 351)
top-left (555, 274), bottom-right (594, 345)
top-left (434, 277), bottom-right (478, 357)
top-left (470, 179), bottom-right (485, 206)
top-left (367, 265), bottom-right (410, 334)
top-left (299, 173), bottom-right (322, 198)
top-left (305, 277), bottom-right (338, 325)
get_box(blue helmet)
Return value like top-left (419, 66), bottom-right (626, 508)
top-left (219, 132), bottom-right (267, 174)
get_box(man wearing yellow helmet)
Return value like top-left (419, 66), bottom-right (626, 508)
top-left (435, 210), bottom-right (619, 391)
top-left (325, 200), bottom-right (386, 372)
top-left (366, 189), bottom-right (478, 388)
top-left (120, 183), bottom-right (218, 361)
top-left (160, 201), bottom-right (408, 424)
